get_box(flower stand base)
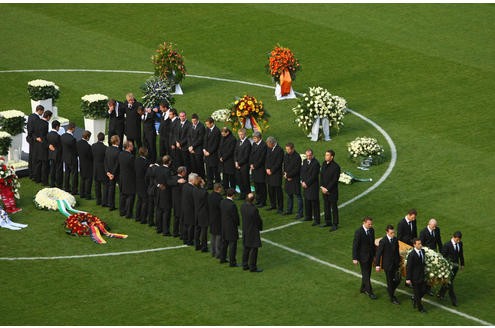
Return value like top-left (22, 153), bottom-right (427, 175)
top-left (84, 118), bottom-right (107, 144)
top-left (275, 83), bottom-right (296, 101)
top-left (30, 98), bottom-right (52, 114)
top-left (7, 133), bottom-right (23, 162)
top-left (172, 84), bottom-right (183, 95)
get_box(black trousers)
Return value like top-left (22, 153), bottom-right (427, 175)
top-left (28, 141), bottom-right (34, 178)
top-left (286, 192), bottom-right (303, 216)
top-left (385, 268), bottom-right (401, 299)
top-left (194, 225), bottom-right (208, 250)
top-left (268, 185), bottom-right (283, 210)
top-left (135, 193), bottom-right (148, 223)
top-left (179, 150), bottom-right (190, 170)
top-left (438, 265), bottom-right (459, 303)
top-left (108, 126), bottom-right (124, 149)
top-left (106, 179), bottom-right (117, 209)
top-left (147, 192), bottom-right (156, 226)
top-left (143, 133), bottom-right (156, 163)
top-left (359, 260), bottom-right (373, 293)
top-left (254, 182), bottom-right (267, 205)
top-left (305, 198), bottom-right (321, 223)
top-left (79, 175), bottom-right (93, 199)
top-left (190, 152), bottom-right (205, 178)
top-left (156, 206), bottom-right (172, 234)
top-left (222, 172), bottom-right (236, 190)
top-left (119, 192), bottom-right (135, 218)
top-left (49, 158), bottom-right (63, 188)
top-left (221, 239), bottom-right (238, 265)
top-left (33, 158), bottom-right (48, 184)
top-left (323, 194), bottom-right (339, 226)
top-left (64, 162), bottom-right (78, 194)
top-left (412, 280), bottom-right (426, 311)
top-left (206, 164), bottom-right (220, 187)
top-left (159, 136), bottom-right (168, 158)
top-left (184, 224), bottom-right (195, 244)
top-left (236, 165), bottom-right (250, 196)
top-left (94, 179), bottom-right (108, 206)
top-left (242, 246), bottom-right (259, 271)
top-left (173, 214), bottom-right (181, 236)
top-left (169, 147), bottom-right (179, 171)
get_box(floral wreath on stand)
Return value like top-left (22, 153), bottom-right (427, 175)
top-left (266, 44), bottom-right (301, 96)
top-left (151, 41), bottom-right (187, 86)
top-left (0, 157), bottom-right (21, 214)
top-left (226, 95), bottom-right (269, 133)
top-left (140, 76), bottom-right (175, 109)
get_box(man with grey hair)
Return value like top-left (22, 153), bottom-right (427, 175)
top-left (124, 92), bottom-right (143, 150)
top-left (249, 131), bottom-right (267, 208)
top-left (265, 136), bottom-right (284, 214)
top-left (234, 128), bottom-right (251, 200)
top-left (419, 218), bottom-right (442, 252)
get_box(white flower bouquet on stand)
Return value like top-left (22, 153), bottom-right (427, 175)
top-left (292, 86), bottom-right (348, 142)
top-left (347, 136), bottom-right (385, 165)
top-left (81, 94), bottom-right (108, 144)
top-left (211, 109), bottom-right (231, 123)
top-left (0, 110), bottom-right (26, 163)
top-left (28, 79), bottom-right (60, 114)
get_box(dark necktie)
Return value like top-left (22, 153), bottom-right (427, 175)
top-left (409, 221), bottom-right (413, 232)
top-left (455, 243), bottom-right (459, 253)
top-left (419, 251), bottom-right (423, 263)
top-left (431, 230), bottom-right (435, 237)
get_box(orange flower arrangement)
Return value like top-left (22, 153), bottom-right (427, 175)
top-left (266, 44), bottom-right (301, 83)
top-left (227, 95), bottom-right (269, 133)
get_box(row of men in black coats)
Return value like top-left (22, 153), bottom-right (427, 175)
top-left (352, 212), bottom-right (465, 313)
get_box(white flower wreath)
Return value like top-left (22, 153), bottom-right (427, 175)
top-left (34, 188), bottom-right (76, 211)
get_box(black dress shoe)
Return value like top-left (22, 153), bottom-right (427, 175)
top-left (250, 268), bottom-right (263, 273)
top-left (219, 260), bottom-right (228, 264)
top-left (283, 211), bottom-right (292, 216)
top-left (419, 308), bottom-right (427, 313)
top-left (109, 207), bottom-right (116, 211)
top-left (452, 300), bottom-right (458, 307)
top-left (320, 224), bottom-right (331, 228)
top-left (229, 263), bottom-right (240, 267)
top-left (312, 222), bottom-right (320, 226)
top-left (330, 225), bottom-right (338, 232)
top-left (427, 290), bottom-right (434, 296)
top-left (391, 297), bottom-right (400, 305)
top-left (243, 266), bottom-right (250, 271)
top-left (364, 291), bottom-right (377, 300)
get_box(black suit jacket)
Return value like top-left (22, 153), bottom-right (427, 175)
top-left (375, 235), bottom-right (400, 271)
top-left (104, 145), bottom-right (121, 177)
top-left (171, 175), bottom-right (185, 217)
top-left (204, 125), bottom-right (220, 167)
top-left (118, 150), bottom-right (136, 194)
top-left (60, 132), bottom-right (78, 166)
top-left (208, 191), bottom-right (223, 235)
top-left (419, 227), bottom-right (443, 251)
top-left (234, 138), bottom-right (251, 167)
top-left (220, 198), bottom-right (240, 241)
top-left (32, 118), bottom-right (49, 160)
top-left (320, 160), bottom-right (341, 200)
top-left (406, 249), bottom-right (426, 283)
top-left (142, 110), bottom-right (156, 135)
top-left (124, 100), bottom-right (142, 140)
top-left (135, 156), bottom-right (151, 197)
top-left (300, 159), bottom-right (320, 200)
top-left (76, 139), bottom-right (93, 178)
top-left (177, 120), bottom-right (192, 149)
top-left (155, 165), bottom-right (174, 209)
top-left (26, 113), bottom-right (40, 143)
top-left (241, 202), bottom-right (263, 248)
top-left (194, 186), bottom-right (209, 227)
top-left (397, 217), bottom-right (418, 246)
top-left (181, 183), bottom-right (196, 225)
top-left (283, 150), bottom-right (301, 194)
top-left (249, 141), bottom-right (267, 183)
top-left (265, 144), bottom-right (284, 187)
top-left (158, 112), bottom-right (171, 142)
top-left (441, 241), bottom-right (464, 267)
top-left (168, 117), bottom-right (180, 147)
top-left (91, 141), bottom-right (107, 182)
top-left (145, 164), bottom-right (159, 197)
top-left (219, 133), bottom-right (236, 174)
top-left (46, 130), bottom-right (62, 161)
top-left (188, 122), bottom-right (205, 153)
top-left (352, 226), bottom-right (376, 263)
top-left (108, 101), bottom-right (125, 133)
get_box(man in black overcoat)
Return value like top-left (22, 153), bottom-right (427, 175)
top-left (46, 120), bottom-right (63, 188)
top-left (375, 224), bottom-right (401, 304)
top-left (32, 110), bottom-right (51, 185)
top-left (175, 111), bottom-right (191, 169)
top-left (76, 130), bottom-right (93, 199)
top-left (219, 127), bottom-right (236, 190)
top-left (142, 107), bottom-right (157, 162)
top-left (181, 172), bottom-right (197, 245)
top-left (91, 132), bottom-right (108, 206)
top-left (26, 105), bottom-right (44, 179)
top-left (158, 102), bottom-right (171, 157)
top-left (234, 128), bottom-right (251, 200)
top-left (193, 176), bottom-right (209, 251)
top-left (203, 117), bottom-right (221, 189)
top-left (145, 161), bottom-right (160, 226)
top-left (188, 113), bottom-right (205, 178)
top-left (123, 93), bottom-right (143, 150)
top-left (171, 166), bottom-right (187, 237)
top-left (300, 149), bottom-right (320, 225)
top-left (265, 136), bottom-right (284, 213)
top-left (438, 231), bottom-right (465, 307)
top-left (208, 183), bottom-right (224, 259)
top-left (283, 142), bottom-right (303, 218)
top-left (167, 109), bottom-right (180, 170)
top-left (220, 188), bottom-right (240, 267)
top-left (419, 218), bottom-right (443, 251)
top-left (249, 131), bottom-right (267, 207)
top-left (104, 135), bottom-right (121, 211)
top-left (61, 122), bottom-right (78, 194)
top-left (155, 155), bottom-right (175, 235)
top-left (135, 147), bottom-right (151, 224)
top-left (320, 149), bottom-right (341, 231)
top-left (397, 209), bottom-right (418, 246)
top-left (118, 140), bottom-right (136, 218)
top-left (107, 99), bottom-right (125, 148)
top-left (241, 193), bottom-right (263, 272)
top-left (352, 216), bottom-right (377, 300)
top-left (406, 238), bottom-right (427, 312)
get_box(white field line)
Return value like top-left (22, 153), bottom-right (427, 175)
top-left (0, 68), bottom-right (490, 325)
top-left (260, 221), bottom-right (302, 234)
top-left (261, 237), bottom-right (493, 326)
